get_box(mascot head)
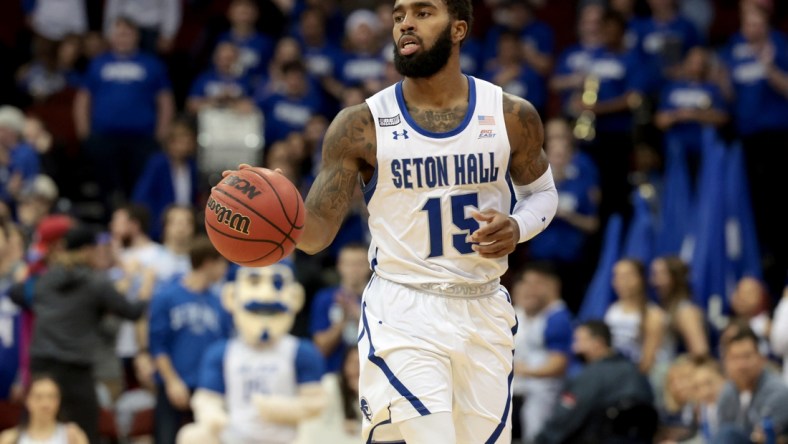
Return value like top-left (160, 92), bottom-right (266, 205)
top-left (222, 265), bottom-right (304, 346)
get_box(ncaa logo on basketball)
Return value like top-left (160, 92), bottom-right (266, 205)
top-left (378, 114), bottom-right (401, 127)
top-left (360, 397), bottom-right (372, 422)
top-left (222, 175), bottom-right (262, 200)
top-left (206, 197), bottom-right (251, 235)
top-left (478, 129), bottom-right (496, 139)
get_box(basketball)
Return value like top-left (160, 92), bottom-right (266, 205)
top-left (205, 167), bottom-right (304, 267)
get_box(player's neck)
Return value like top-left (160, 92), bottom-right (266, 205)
top-left (402, 64), bottom-right (467, 109)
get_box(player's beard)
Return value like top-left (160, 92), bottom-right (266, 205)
top-left (393, 23), bottom-right (454, 78)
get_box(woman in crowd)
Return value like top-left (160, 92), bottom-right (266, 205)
top-left (649, 256), bottom-right (709, 358)
top-left (0, 374), bottom-right (88, 444)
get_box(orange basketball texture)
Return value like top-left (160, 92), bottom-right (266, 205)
top-left (205, 168), bottom-right (304, 266)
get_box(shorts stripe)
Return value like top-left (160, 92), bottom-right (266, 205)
top-left (484, 315), bottom-right (518, 443)
top-left (361, 302), bottom-right (431, 417)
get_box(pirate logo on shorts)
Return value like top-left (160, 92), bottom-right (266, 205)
top-left (360, 397), bottom-right (372, 422)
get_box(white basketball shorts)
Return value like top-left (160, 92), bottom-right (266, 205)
top-left (357, 274), bottom-right (517, 444)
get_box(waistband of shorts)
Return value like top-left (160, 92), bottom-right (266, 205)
top-left (380, 276), bottom-right (501, 299)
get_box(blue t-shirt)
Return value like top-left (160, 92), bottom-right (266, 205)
top-left (632, 15), bottom-right (702, 70)
top-left (148, 280), bottom-right (232, 388)
top-left (554, 43), bottom-right (599, 111)
top-left (658, 80), bottom-right (726, 149)
top-left (543, 305), bottom-right (574, 356)
top-left (528, 161), bottom-right (599, 262)
top-left (188, 68), bottom-right (252, 100)
top-left (83, 51), bottom-right (171, 136)
top-left (459, 37), bottom-right (484, 77)
top-left (336, 52), bottom-right (386, 87)
top-left (300, 42), bottom-right (344, 79)
top-left (216, 31), bottom-right (275, 78)
top-left (258, 86), bottom-right (323, 144)
top-left (587, 46), bottom-right (652, 133)
top-left (0, 292), bottom-right (21, 399)
top-left (0, 143), bottom-right (40, 203)
top-left (483, 20), bottom-right (555, 75)
top-left (721, 31), bottom-right (788, 135)
top-left (482, 66), bottom-right (546, 113)
top-left (309, 286), bottom-right (361, 373)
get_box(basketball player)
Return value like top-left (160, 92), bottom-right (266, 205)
top-left (231, 0), bottom-right (557, 441)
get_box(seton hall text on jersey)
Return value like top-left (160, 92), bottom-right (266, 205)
top-left (390, 152), bottom-right (500, 189)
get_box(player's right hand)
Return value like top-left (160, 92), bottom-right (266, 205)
top-left (166, 378), bottom-right (191, 410)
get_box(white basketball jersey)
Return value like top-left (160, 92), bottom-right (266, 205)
top-left (222, 336), bottom-right (299, 444)
top-left (364, 76), bottom-right (513, 285)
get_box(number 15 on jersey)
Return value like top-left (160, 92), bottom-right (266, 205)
top-left (421, 192), bottom-right (480, 258)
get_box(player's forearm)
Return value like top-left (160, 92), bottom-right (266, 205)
top-left (297, 211), bottom-right (341, 254)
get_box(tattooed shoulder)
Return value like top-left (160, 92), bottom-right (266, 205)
top-left (502, 92), bottom-right (548, 184)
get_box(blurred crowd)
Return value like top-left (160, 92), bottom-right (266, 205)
top-left (0, 0), bottom-right (788, 443)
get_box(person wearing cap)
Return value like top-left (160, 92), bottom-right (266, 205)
top-left (9, 224), bottom-right (152, 444)
top-left (0, 105), bottom-right (41, 205)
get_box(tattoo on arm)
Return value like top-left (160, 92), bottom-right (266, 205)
top-left (503, 93), bottom-right (548, 185)
top-left (305, 105), bottom-right (373, 229)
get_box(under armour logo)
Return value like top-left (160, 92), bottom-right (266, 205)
top-left (392, 130), bottom-right (409, 140)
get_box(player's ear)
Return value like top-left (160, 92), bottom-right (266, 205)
top-left (220, 283), bottom-right (235, 313)
top-left (452, 19), bottom-right (468, 44)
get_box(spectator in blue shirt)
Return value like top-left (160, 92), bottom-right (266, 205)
top-left (483, 1), bottom-right (554, 79)
top-left (335, 9), bottom-right (386, 95)
top-left (215, 0), bottom-right (275, 83)
top-left (294, 8), bottom-right (343, 81)
top-left (512, 262), bottom-right (574, 442)
top-left (551, 3), bottom-right (604, 117)
top-left (529, 119), bottom-right (600, 313)
top-left (132, 118), bottom-right (199, 242)
top-left (0, 106), bottom-right (40, 207)
top-left (258, 61), bottom-right (322, 145)
top-left (186, 42), bottom-right (255, 115)
top-left (309, 243), bottom-right (370, 373)
top-left (149, 237), bottom-right (232, 444)
top-left (719, 3), bottom-right (788, 300)
top-left (631, 0), bottom-right (702, 81)
top-left (483, 31), bottom-right (547, 116)
top-left (577, 10), bottom-right (652, 221)
top-left (74, 16), bottom-right (175, 207)
top-left (655, 46), bottom-right (727, 183)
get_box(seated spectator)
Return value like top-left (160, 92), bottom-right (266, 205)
top-left (605, 258), bottom-right (669, 376)
top-left (149, 236), bottom-right (232, 444)
top-left (716, 326), bottom-right (788, 443)
top-left (657, 355), bottom-right (698, 442)
top-left (9, 224), bottom-right (151, 443)
top-left (0, 106), bottom-right (41, 207)
top-left (186, 42), bottom-right (255, 115)
top-left (649, 255), bottom-right (709, 357)
top-left (693, 356), bottom-right (726, 441)
top-left (310, 243), bottom-right (370, 373)
top-left (0, 222), bottom-right (27, 402)
top-left (483, 31), bottom-right (546, 115)
top-left (482, 1), bottom-right (554, 79)
top-left (132, 118), bottom-right (199, 242)
top-left (258, 61), bottom-right (322, 145)
top-left (654, 46), bottom-right (727, 183)
top-left (511, 262), bottom-right (573, 442)
top-left (535, 320), bottom-right (655, 444)
top-left (0, 375), bottom-right (88, 444)
top-left (296, 347), bottom-right (362, 444)
top-left (730, 276), bottom-right (772, 356)
top-left (216, 0), bottom-right (275, 81)
top-left (771, 284), bottom-right (788, 384)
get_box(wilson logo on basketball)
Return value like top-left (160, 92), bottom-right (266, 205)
top-left (207, 197), bottom-right (251, 235)
top-left (222, 175), bottom-right (263, 200)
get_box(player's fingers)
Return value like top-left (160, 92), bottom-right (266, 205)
top-left (473, 241), bottom-right (512, 258)
top-left (238, 163), bottom-right (252, 169)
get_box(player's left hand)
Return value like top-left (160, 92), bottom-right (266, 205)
top-left (469, 209), bottom-right (519, 258)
